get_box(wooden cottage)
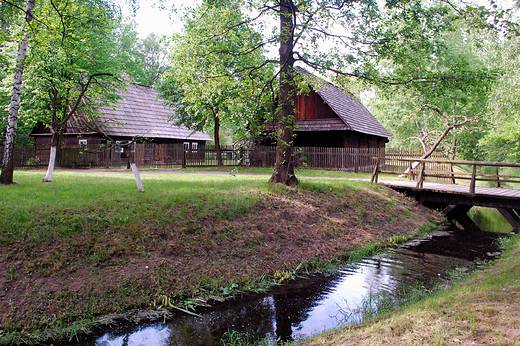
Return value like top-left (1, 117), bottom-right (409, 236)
top-left (30, 84), bottom-right (212, 167)
top-left (291, 68), bottom-right (391, 148)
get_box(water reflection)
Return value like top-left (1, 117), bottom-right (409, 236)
top-left (82, 228), bottom-right (503, 346)
top-left (96, 324), bottom-right (170, 346)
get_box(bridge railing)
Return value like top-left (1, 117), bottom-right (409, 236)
top-left (371, 157), bottom-right (520, 193)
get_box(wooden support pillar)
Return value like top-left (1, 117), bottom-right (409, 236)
top-left (455, 213), bottom-right (482, 232)
top-left (441, 205), bottom-right (473, 219)
top-left (441, 205), bottom-right (480, 232)
top-left (497, 208), bottom-right (520, 233)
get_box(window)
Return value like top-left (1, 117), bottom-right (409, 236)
top-left (183, 142), bottom-right (190, 150)
top-left (116, 141), bottom-right (124, 153)
top-left (191, 142), bottom-right (198, 152)
top-left (79, 139), bottom-right (88, 149)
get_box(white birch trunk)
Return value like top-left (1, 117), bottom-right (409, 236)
top-left (0, 0), bottom-right (36, 184)
top-left (130, 162), bottom-right (145, 192)
top-left (43, 146), bottom-right (57, 182)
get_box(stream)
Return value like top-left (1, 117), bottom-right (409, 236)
top-left (80, 219), bottom-right (507, 346)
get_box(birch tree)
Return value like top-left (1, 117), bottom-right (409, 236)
top-left (0, 0), bottom-right (35, 185)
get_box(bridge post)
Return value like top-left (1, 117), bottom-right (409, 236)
top-left (469, 164), bottom-right (477, 194)
top-left (416, 162), bottom-right (425, 189)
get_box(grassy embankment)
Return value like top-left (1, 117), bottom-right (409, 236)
top-left (298, 222), bottom-right (520, 345)
top-left (0, 168), bottom-right (440, 345)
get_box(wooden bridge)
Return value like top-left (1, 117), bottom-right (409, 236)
top-left (371, 157), bottom-right (520, 233)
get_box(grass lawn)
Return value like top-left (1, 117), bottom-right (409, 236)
top-left (0, 169), bottom-right (441, 345)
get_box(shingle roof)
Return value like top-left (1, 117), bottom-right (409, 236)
top-left (296, 67), bottom-right (392, 138)
top-left (96, 84), bottom-right (212, 141)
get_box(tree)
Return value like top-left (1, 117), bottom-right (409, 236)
top-left (211, 0), bottom-right (511, 185)
top-left (113, 18), bottom-right (170, 86)
top-left (476, 33), bottom-right (520, 162)
top-left (20, 0), bottom-right (122, 182)
top-left (408, 105), bottom-right (473, 160)
top-left (161, 0), bottom-right (272, 166)
top-left (0, 0), bottom-right (35, 185)
top-left (368, 19), bottom-right (508, 161)
top-left (137, 33), bottom-right (170, 86)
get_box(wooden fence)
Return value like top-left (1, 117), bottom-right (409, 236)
top-left (3, 143), bottom-right (442, 172)
top-left (0, 145), bottom-right (42, 168)
top-left (248, 146), bottom-right (386, 172)
top-left (379, 150), bottom-right (452, 178)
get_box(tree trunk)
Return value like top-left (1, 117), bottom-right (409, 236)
top-left (127, 142), bottom-right (145, 192)
top-left (269, 0), bottom-right (298, 186)
top-left (0, 0), bottom-right (36, 185)
top-left (43, 146), bottom-right (57, 182)
top-left (43, 131), bottom-right (60, 182)
top-left (420, 126), bottom-right (453, 159)
top-left (214, 114), bottom-right (223, 167)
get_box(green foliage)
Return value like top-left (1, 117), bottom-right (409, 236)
top-left (0, 1), bottom-right (32, 145)
top-left (369, 27), bottom-right (498, 159)
top-left (159, 0), bottom-right (275, 150)
top-left (113, 18), bottom-right (170, 86)
top-left (0, 1), bottom-right (163, 147)
top-left (475, 33), bottom-right (520, 162)
top-left (20, 0), bottom-right (123, 132)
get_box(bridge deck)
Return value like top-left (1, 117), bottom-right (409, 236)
top-left (372, 158), bottom-right (520, 231)
top-left (380, 180), bottom-right (520, 200)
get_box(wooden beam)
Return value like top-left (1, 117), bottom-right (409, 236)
top-left (454, 212), bottom-right (482, 232)
top-left (497, 208), bottom-right (520, 233)
top-left (441, 205), bottom-right (472, 219)
top-left (371, 158), bottom-right (380, 183)
top-left (469, 164), bottom-right (477, 194)
top-left (416, 162), bottom-right (425, 189)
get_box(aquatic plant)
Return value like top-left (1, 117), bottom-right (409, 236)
top-left (336, 292), bottom-right (397, 325)
top-left (220, 330), bottom-right (274, 346)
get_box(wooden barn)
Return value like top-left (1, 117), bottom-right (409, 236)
top-left (30, 84), bottom-right (212, 166)
top-left (263, 68), bottom-right (391, 149)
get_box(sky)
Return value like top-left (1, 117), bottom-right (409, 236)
top-left (128, 1), bottom-right (196, 38)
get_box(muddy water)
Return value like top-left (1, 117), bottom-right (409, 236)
top-left (85, 227), bottom-right (505, 346)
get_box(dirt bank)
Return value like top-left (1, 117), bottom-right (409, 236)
top-left (0, 177), bottom-right (441, 344)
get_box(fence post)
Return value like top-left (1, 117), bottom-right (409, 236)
top-left (495, 166), bottom-right (501, 188)
top-left (371, 158), bottom-right (380, 183)
top-left (182, 150), bottom-right (186, 168)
